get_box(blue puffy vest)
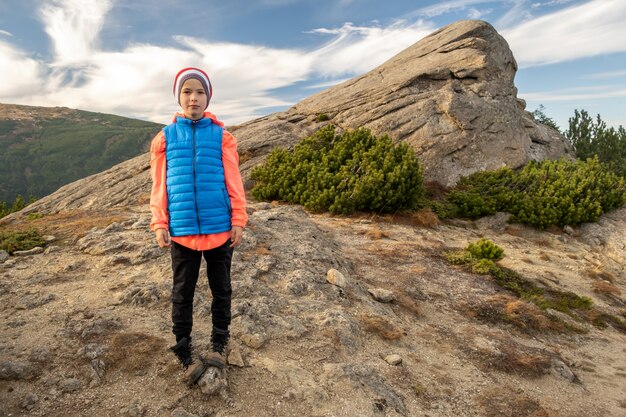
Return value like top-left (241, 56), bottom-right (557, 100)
top-left (164, 116), bottom-right (232, 237)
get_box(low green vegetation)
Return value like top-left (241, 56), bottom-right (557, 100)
top-left (0, 229), bottom-right (46, 254)
top-left (443, 157), bottom-right (625, 228)
top-left (445, 239), bottom-right (593, 314)
top-left (251, 125), bottom-right (424, 214)
top-left (0, 106), bottom-right (162, 204)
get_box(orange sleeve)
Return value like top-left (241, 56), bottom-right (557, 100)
top-left (223, 130), bottom-right (248, 228)
top-left (149, 130), bottom-right (169, 231)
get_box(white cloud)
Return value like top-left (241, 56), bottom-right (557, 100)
top-left (521, 87), bottom-right (626, 101)
top-left (496, 0), bottom-right (534, 27)
top-left (407, 0), bottom-right (496, 18)
top-left (501, 0), bottom-right (626, 67)
top-left (0, 40), bottom-right (45, 97)
top-left (308, 20), bottom-right (434, 76)
top-left (580, 70), bottom-right (626, 80)
top-left (39, 0), bottom-right (114, 65)
top-left (0, 29), bottom-right (12, 37)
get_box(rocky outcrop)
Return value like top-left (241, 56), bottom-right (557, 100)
top-left (231, 20), bottom-right (573, 186)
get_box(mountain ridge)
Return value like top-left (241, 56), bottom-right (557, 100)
top-left (0, 103), bottom-right (163, 205)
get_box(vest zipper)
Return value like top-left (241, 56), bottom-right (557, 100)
top-left (192, 122), bottom-right (201, 236)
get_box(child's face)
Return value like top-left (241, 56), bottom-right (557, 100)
top-left (180, 78), bottom-right (208, 120)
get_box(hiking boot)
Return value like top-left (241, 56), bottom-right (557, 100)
top-left (206, 328), bottom-right (229, 369)
top-left (169, 337), bottom-right (208, 386)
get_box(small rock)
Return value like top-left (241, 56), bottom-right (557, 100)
top-left (103, 222), bottom-right (124, 233)
top-left (30, 347), bottom-right (51, 363)
top-left (15, 293), bottom-right (56, 310)
top-left (327, 269), bottom-right (348, 288)
top-left (131, 218), bottom-right (151, 229)
top-left (475, 212), bottom-right (511, 232)
top-left (21, 393), bottom-right (39, 410)
top-left (59, 378), bottom-right (82, 393)
top-left (552, 359), bottom-right (577, 382)
top-left (241, 333), bottom-right (266, 349)
top-left (368, 288), bottom-right (395, 303)
top-left (227, 347), bottom-right (245, 367)
top-left (197, 366), bottom-right (227, 395)
top-left (2, 258), bottom-right (16, 267)
top-left (118, 284), bottom-right (161, 306)
top-left (79, 343), bottom-right (106, 359)
top-left (0, 361), bottom-right (34, 380)
top-left (13, 247), bottom-right (44, 256)
top-left (126, 402), bottom-right (146, 417)
top-left (254, 202), bottom-right (272, 210)
top-left (0, 250), bottom-right (9, 263)
top-left (171, 407), bottom-right (199, 417)
top-left (44, 246), bottom-right (61, 254)
top-left (42, 235), bottom-right (56, 243)
top-left (80, 318), bottom-right (122, 338)
top-left (563, 225), bottom-right (575, 235)
top-left (384, 354), bottom-right (402, 366)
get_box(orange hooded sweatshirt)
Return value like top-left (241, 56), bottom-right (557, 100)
top-left (149, 112), bottom-right (248, 250)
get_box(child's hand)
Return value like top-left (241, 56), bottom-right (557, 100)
top-left (156, 228), bottom-right (171, 248)
top-left (230, 226), bottom-right (244, 248)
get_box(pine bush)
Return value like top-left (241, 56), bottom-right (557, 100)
top-left (251, 125), bottom-right (424, 214)
top-left (0, 229), bottom-right (46, 254)
top-left (466, 238), bottom-right (504, 260)
top-left (447, 157), bottom-right (626, 228)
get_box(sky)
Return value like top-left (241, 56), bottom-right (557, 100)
top-left (0, 0), bottom-right (625, 130)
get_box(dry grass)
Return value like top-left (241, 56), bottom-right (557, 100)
top-left (587, 268), bottom-right (617, 283)
top-left (521, 257), bottom-right (535, 264)
top-left (592, 281), bottom-right (621, 296)
top-left (538, 252), bottom-right (551, 261)
top-left (478, 339), bottom-right (553, 378)
top-left (394, 292), bottom-right (422, 316)
top-left (106, 332), bottom-right (167, 374)
top-left (466, 294), bottom-right (559, 333)
top-left (406, 209), bottom-right (441, 228)
top-left (0, 209), bottom-right (127, 240)
top-left (364, 228), bottom-right (390, 240)
top-left (478, 388), bottom-right (551, 417)
top-left (379, 209), bottom-right (441, 229)
top-left (359, 313), bottom-right (403, 340)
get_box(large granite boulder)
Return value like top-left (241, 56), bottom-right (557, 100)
top-left (231, 19), bottom-right (573, 187)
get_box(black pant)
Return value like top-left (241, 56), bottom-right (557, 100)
top-left (170, 239), bottom-right (233, 342)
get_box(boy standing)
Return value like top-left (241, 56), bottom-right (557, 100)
top-left (149, 67), bottom-right (247, 385)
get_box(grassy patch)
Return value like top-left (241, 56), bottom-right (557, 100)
top-left (0, 228), bottom-right (46, 254)
top-left (359, 313), bottom-right (403, 340)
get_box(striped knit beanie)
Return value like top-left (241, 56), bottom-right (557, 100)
top-left (173, 67), bottom-right (212, 109)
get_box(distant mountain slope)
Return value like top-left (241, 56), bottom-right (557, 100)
top-left (0, 103), bottom-right (163, 204)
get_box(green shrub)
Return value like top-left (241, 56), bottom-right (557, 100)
top-left (316, 113), bottom-right (330, 122)
top-left (26, 212), bottom-right (45, 221)
top-left (444, 241), bottom-right (593, 315)
top-left (0, 229), bottom-right (46, 254)
top-left (466, 238), bottom-right (504, 260)
top-left (251, 125), bottom-right (424, 214)
top-left (447, 157), bottom-right (625, 228)
top-left (471, 258), bottom-right (496, 274)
